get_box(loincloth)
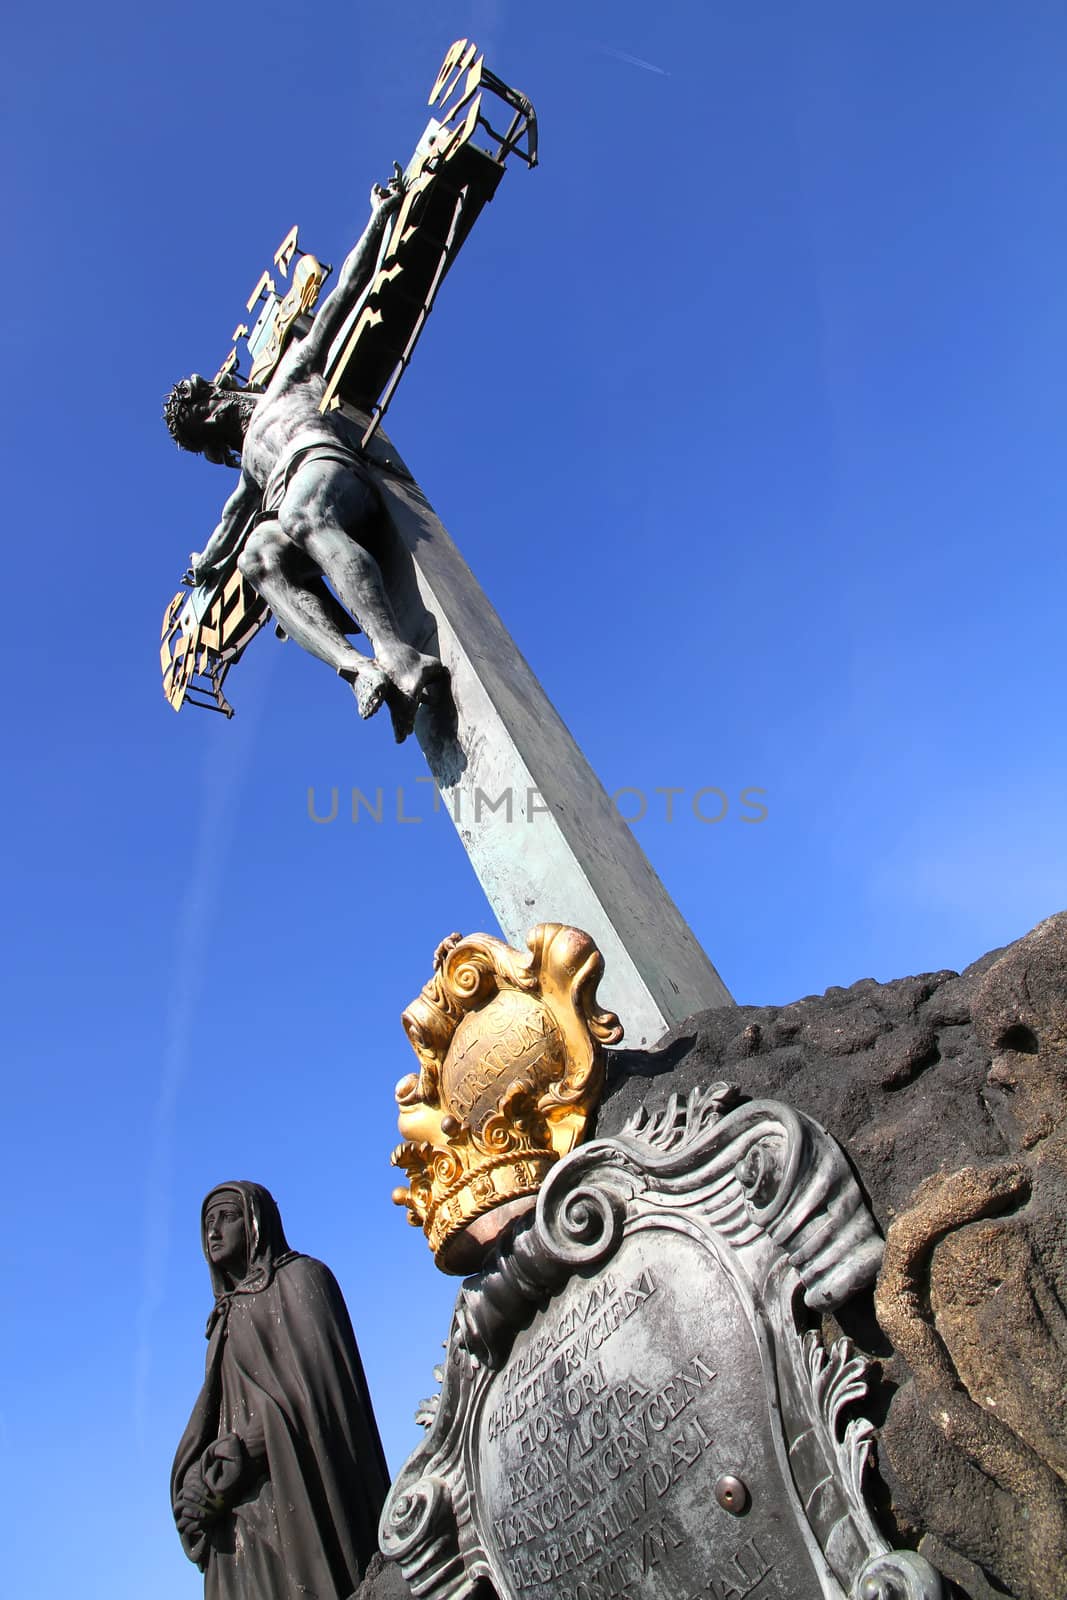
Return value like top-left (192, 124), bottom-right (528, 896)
top-left (258, 434), bottom-right (377, 520)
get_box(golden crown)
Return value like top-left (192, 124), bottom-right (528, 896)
top-left (391, 924), bottom-right (623, 1271)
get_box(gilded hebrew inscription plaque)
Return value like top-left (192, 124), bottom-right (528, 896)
top-left (382, 1087), bottom-right (945, 1600)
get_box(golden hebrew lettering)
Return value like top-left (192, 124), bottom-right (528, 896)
top-left (429, 38), bottom-right (477, 106)
top-left (274, 225), bottom-right (300, 277)
top-left (212, 348), bottom-right (239, 384)
top-left (245, 270), bottom-right (276, 313)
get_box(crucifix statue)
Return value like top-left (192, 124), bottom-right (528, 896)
top-left (161, 43), bottom-right (536, 740)
top-left (159, 39), bottom-right (732, 1044)
top-left (164, 174), bottom-right (448, 741)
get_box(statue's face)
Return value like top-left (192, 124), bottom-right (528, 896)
top-left (176, 374), bottom-right (216, 426)
top-left (205, 1194), bottom-right (248, 1277)
top-left (164, 373), bottom-right (250, 467)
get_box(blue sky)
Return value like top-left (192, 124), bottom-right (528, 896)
top-left (5, 3), bottom-right (1067, 1596)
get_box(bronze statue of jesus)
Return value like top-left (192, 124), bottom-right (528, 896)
top-left (164, 175), bottom-right (447, 741)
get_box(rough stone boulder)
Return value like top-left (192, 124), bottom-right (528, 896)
top-left (592, 912), bottom-right (1067, 1600)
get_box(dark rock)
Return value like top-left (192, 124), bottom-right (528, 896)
top-left (591, 913), bottom-right (1067, 1600)
top-left (353, 1551), bottom-right (416, 1600)
top-left (595, 962), bottom-right (1001, 1229)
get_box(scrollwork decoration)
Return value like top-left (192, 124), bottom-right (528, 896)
top-left (382, 1088), bottom-right (943, 1600)
top-left (392, 924), bottom-right (623, 1269)
top-left (536, 1172), bottom-right (626, 1267)
top-left (853, 1551), bottom-right (945, 1600)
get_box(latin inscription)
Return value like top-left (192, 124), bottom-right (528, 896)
top-left (481, 1263), bottom-right (735, 1596)
top-left (688, 1537), bottom-right (776, 1600)
top-left (487, 1268), bottom-right (659, 1441)
top-left (548, 1534), bottom-right (776, 1600)
top-left (478, 1237), bottom-right (795, 1600)
top-left (445, 1006), bottom-right (557, 1122)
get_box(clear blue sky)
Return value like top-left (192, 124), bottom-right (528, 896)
top-left (5, 3), bottom-right (1066, 1596)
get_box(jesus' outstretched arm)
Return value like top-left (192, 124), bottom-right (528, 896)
top-left (190, 472), bottom-right (261, 585)
top-left (294, 172), bottom-right (406, 376)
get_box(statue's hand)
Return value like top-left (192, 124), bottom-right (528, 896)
top-left (175, 1494), bottom-right (209, 1535)
top-left (370, 163), bottom-right (405, 215)
top-left (188, 551), bottom-right (218, 589)
top-left (174, 1465), bottom-right (215, 1568)
top-left (175, 1466), bottom-right (219, 1539)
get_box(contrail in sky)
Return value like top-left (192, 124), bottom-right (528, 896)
top-left (594, 43), bottom-right (671, 77)
top-left (132, 659), bottom-right (273, 1450)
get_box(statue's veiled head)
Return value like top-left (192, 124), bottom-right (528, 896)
top-left (203, 1189), bottom-right (248, 1281)
top-left (201, 1180), bottom-right (292, 1296)
top-left (163, 373), bottom-right (257, 469)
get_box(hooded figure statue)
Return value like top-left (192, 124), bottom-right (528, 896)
top-left (171, 1182), bottom-right (390, 1599)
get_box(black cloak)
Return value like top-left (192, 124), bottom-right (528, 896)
top-left (171, 1182), bottom-right (390, 1600)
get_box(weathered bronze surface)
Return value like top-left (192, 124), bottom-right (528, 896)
top-left (318, 41), bottom-right (535, 425)
top-left (391, 924), bottom-right (622, 1271)
top-left (163, 177), bottom-right (449, 742)
top-left (171, 1182), bottom-right (389, 1600)
top-left (381, 1088), bottom-right (943, 1599)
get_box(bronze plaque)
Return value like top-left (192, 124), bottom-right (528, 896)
top-left (476, 1229), bottom-right (805, 1600)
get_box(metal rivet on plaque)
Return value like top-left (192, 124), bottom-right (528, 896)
top-left (715, 1474), bottom-right (749, 1515)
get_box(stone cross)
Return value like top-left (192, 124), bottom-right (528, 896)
top-left (353, 413), bottom-right (734, 1045)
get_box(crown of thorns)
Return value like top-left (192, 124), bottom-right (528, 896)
top-left (162, 374), bottom-right (216, 453)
